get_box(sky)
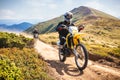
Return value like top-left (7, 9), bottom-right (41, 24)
top-left (0, 0), bottom-right (120, 24)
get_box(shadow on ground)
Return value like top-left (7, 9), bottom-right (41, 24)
top-left (45, 60), bottom-right (83, 76)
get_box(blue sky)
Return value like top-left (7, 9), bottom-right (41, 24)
top-left (0, 0), bottom-right (120, 24)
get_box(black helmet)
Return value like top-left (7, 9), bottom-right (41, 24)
top-left (64, 12), bottom-right (73, 22)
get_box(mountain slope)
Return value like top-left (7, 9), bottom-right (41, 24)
top-left (25, 6), bottom-right (118, 34)
top-left (26, 6), bottom-right (120, 65)
top-left (0, 22), bottom-right (33, 32)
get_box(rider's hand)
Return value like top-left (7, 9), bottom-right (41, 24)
top-left (62, 25), bottom-right (68, 30)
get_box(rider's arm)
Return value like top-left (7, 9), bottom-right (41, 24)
top-left (56, 22), bottom-right (64, 31)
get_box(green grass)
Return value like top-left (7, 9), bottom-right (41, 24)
top-left (0, 32), bottom-right (54, 80)
top-left (86, 44), bottom-right (111, 57)
top-left (108, 48), bottom-right (120, 58)
top-left (0, 48), bottom-right (53, 80)
top-left (0, 55), bottom-right (22, 80)
top-left (38, 31), bottom-right (120, 60)
top-left (39, 32), bottom-right (59, 45)
top-left (0, 32), bottom-right (34, 48)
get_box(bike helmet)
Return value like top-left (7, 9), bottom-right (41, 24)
top-left (64, 12), bottom-right (73, 22)
top-left (34, 28), bottom-right (38, 31)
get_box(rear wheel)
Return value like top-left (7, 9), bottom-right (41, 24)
top-left (75, 43), bottom-right (88, 71)
top-left (59, 49), bottom-right (66, 62)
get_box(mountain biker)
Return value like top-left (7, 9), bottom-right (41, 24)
top-left (56, 12), bottom-right (74, 52)
top-left (33, 28), bottom-right (39, 38)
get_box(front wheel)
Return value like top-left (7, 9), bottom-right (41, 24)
top-left (75, 43), bottom-right (88, 71)
top-left (59, 49), bottom-right (66, 62)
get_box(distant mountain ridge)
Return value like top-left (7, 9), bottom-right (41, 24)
top-left (25, 6), bottom-right (118, 34)
top-left (0, 22), bottom-right (33, 32)
top-left (71, 6), bottom-right (117, 19)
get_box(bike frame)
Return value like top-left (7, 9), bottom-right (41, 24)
top-left (66, 26), bottom-right (85, 49)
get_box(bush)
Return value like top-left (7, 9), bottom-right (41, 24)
top-left (0, 55), bottom-right (22, 80)
top-left (0, 32), bottom-right (33, 49)
top-left (0, 48), bottom-right (53, 80)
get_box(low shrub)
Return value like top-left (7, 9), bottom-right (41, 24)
top-left (0, 55), bottom-right (22, 80)
top-left (0, 48), bottom-right (53, 80)
top-left (0, 32), bottom-right (33, 49)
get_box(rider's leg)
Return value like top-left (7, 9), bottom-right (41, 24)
top-left (59, 35), bottom-right (66, 54)
top-left (59, 35), bottom-right (65, 47)
top-left (68, 34), bottom-right (73, 48)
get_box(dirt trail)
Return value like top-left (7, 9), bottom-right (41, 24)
top-left (34, 39), bottom-right (120, 80)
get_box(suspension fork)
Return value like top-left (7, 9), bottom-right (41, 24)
top-left (73, 39), bottom-right (80, 57)
top-left (72, 48), bottom-right (78, 57)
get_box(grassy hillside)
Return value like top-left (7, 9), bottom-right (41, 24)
top-left (25, 16), bottom-right (63, 34)
top-left (0, 32), bottom-right (53, 80)
top-left (39, 32), bottom-right (59, 45)
top-left (25, 6), bottom-right (118, 34)
top-left (25, 6), bottom-right (120, 67)
top-left (38, 18), bottom-right (120, 66)
top-left (90, 8), bottom-right (118, 20)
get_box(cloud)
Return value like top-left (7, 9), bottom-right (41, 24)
top-left (64, 0), bottom-right (74, 5)
top-left (0, 9), bottom-right (16, 19)
top-left (84, 0), bottom-right (119, 17)
top-left (1, 0), bottom-right (119, 21)
top-left (49, 4), bottom-right (57, 9)
top-left (0, 9), bottom-right (32, 19)
top-left (22, 0), bottom-right (59, 20)
top-left (85, 0), bottom-right (104, 10)
top-left (25, 0), bottom-right (57, 8)
top-left (0, 0), bottom-right (77, 20)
